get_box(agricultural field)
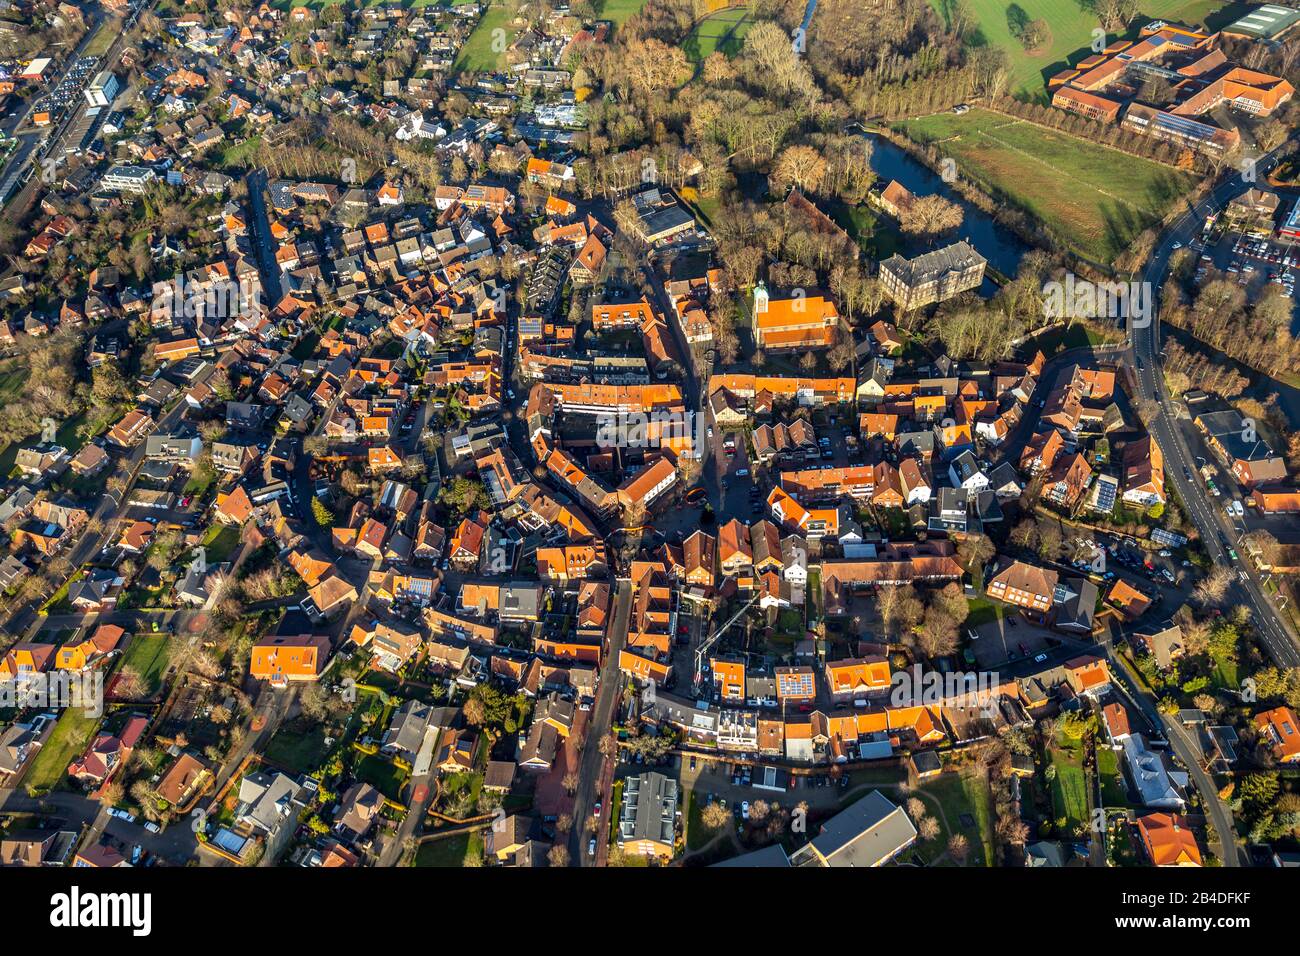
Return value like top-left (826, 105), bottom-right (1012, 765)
top-left (929, 0), bottom-right (1237, 96)
top-left (898, 108), bottom-right (1195, 263)
top-left (684, 7), bottom-right (754, 63)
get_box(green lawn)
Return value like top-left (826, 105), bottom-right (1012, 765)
top-left (685, 788), bottom-right (717, 851)
top-left (356, 753), bottom-right (410, 801)
top-left (965, 595), bottom-right (1005, 628)
top-left (929, 0), bottom-right (1234, 96)
top-left (82, 22), bottom-right (119, 58)
top-left (22, 708), bottom-right (99, 794)
top-left (215, 136), bottom-right (263, 172)
top-left (1047, 736), bottom-right (1089, 832)
top-left (1017, 320), bottom-right (1123, 358)
top-left (201, 524), bottom-right (241, 563)
top-left (263, 717), bottom-right (332, 775)
top-left (595, 0), bottom-right (649, 29)
top-left (454, 2), bottom-right (518, 73)
top-left (119, 635), bottom-right (171, 696)
top-left (415, 829), bottom-right (481, 866)
top-left (0, 359), bottom-right (33, 475)
top-left (897, 108), bottom-right (1196, 264)
top-left (1096, 744), bottom-right (1128, 807)
top-left (437, 768), bottom-right (484, 812)
top-left (828, 201), bottom-right (903, 260)
top-left (920, 770), bottom-right (997, 866)
top-left (683, 7), bottom-right (753, 62)
top-left (1210, 648), bottom-right (1240, 691)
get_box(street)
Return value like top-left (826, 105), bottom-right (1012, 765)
top-left (1130, 145), bottom-right (1300, 669)
top-left (570, 577), bottom-right (631, 865)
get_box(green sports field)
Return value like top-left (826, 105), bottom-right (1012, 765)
top-left (930, 0), bottom-right (1236, 96)
top-left (898, 108), bottom-right (1196, 264)
top-left (684, 7), bottom-right (754, 62)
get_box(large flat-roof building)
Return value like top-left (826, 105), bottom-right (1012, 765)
top-left (1049, 22), bottom-right (1289, 154)
top-left (1223, 4), bottom-right (1300, 40)
top-left (101, 165), bottom-right (157, 194)
top-left (789, 790), bottom-right (917, 867)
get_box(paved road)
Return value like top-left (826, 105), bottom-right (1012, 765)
top-left (1, 1), bottom-right (156, 211)
top-left (0, 787), bottom-right (198, 864)
top-left (4, 367), bottom-right (217, 639)
top-left (1128, 146), bottom-right (1300, 669)
top-left (570, 577), bottom-right (631, 866)
top-left (245, 168), bottom-right (284, 306)
top-left (1054, 624), bottom-right (1242, 866)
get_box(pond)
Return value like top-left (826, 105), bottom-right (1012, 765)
top-left (864, 133), bottom-right (1033, 292)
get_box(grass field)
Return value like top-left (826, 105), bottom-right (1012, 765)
top-left (82, 22), bottom-right (119, 58)
top-left (356, 752), bottom-right (410, 801)
top-left (415, 830), bottom-right (481, 866)
top-left (596, 0), bottom-right (650, 29)
top-left (1047, 735), bottom-right (1089, 831)
top-left (1097, 745), bottom-right (1128, 807)
top-left (898, 108), bottom-right (1195, 263)
top-left (454, 3), bottom-right (517, 73)
top-left (929, 0), bottom-right (1237, 96)
top-left (200, 524), bottom-right (241, 563)
top-left (921, 770), bottom-right (997, 866)
top-left (264, 717), bottom-right (332, 774)
top-left (684, 7), bottom-right (753, 62)
top-left (22, 708), bottom-right (99, 794)
top-left (1018, 320), bottom-right (1124, 358)
top-left (119, 636), bottom-right (171, 697)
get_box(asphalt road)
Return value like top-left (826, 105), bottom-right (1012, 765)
top-left (1128, 146), bottom-right (1300, 669)
top-left (1, 1), bottom-right (156, 212)
top-left (1049, 625), bottom-right (1242, 865)
top-left (245, 168), bottom-right (284, 306)
top-left (570, 577), bottom-right (630, 866)
top-left (4, 365), bottom-right (217, 639)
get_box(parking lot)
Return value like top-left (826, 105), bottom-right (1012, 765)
top-left (31, 55), bottom-right (103, 128)
top-left (676, 754), bottom-right (853, 820)
top-left (968, 614), bottom-right (1060, 670)
top-left (1192, 227), bottom-right (1300, 327)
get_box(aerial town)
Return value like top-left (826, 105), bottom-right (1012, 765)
top-left (0, 0), bottom-right (1298, 899)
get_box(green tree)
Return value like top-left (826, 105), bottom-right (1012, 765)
top-left (311, 497), bottom-right (333, 526)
